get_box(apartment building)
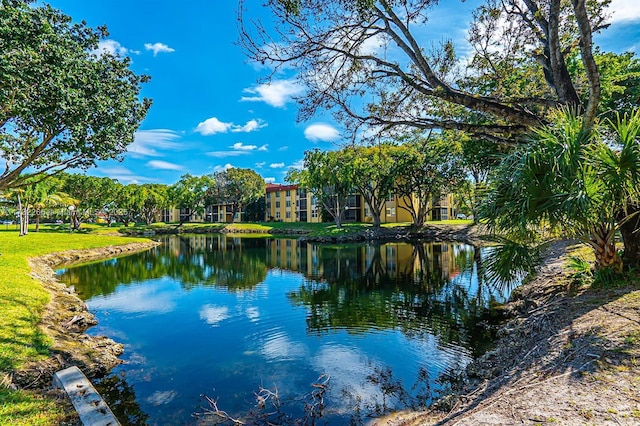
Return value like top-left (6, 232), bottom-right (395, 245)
top-left (160, 184), bottom-right (456, 224)
top-left (264, 183), bottom-right (323, 223)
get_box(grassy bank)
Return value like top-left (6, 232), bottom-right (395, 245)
top-left (0, 227), bottom-right (145, 425)
top-left (120, 219), bottom-right (473, 237)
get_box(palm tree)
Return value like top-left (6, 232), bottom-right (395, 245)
top-left (480, 108), bottom-right (640, 272)
top-left (5, 177), bottom-right (75, 235)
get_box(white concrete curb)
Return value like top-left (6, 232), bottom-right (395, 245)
top-left (53, 366), bottom-right (121, 426)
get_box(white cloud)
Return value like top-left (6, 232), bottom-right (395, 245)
top-left (147, 160), bottom-right (184, 171)
top-left (304, 123), bottom-right (341, 142)
top-left (255, 161), bottom-right (266, 168)
top-left (96, 166), bottom-right (151, 184)
top-left (358, 33), bottom-right (385, 55)
top-left (278, 146), bottom-right (289, 151)
top-left (92, 39), bottom-right (129, 57)
top-left (241, 80), bottom-right (304, 107)
top-left (199, 304), bottom-right (230, 326)
top-left (289, 159), bottom-right (304, 170)
top-left (264, 177), bottom-right (276, 184)
top-left (258, 144), bottom-right (269, 151)
top-left (206, 141), bottom-right (265, 158)
top-left (213, 163), bottom-right (234, 172)
top-left (195, 117), bottom-right (232, 135)
top-left (128, 129), bottom-right (181, 157)
top-left (246, 307), bottom-right (260, 323)
top-left (311, 345), bottom-right (383, 413)
top-left (232, 142), bottom-right (257, 151)
top-left (609, 0), bottom-right (640, 23)
top-left (144, 42), bottom-right (175, 56)
top-left (261, 332), bottom-right (308, 361)
top-left (146, 390), bottom-right (178, 406)
top-left (270, 162), bottom-right (285, 168)
top-left (196, 117), bottom-right (266, 135)
top-left (87, 285), bottom-right (175, 314)
top-left (231, 119), bottom-right (267, 133)
top-left (206, 151), bottom-right (250, 158)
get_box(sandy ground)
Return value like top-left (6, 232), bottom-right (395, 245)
top-left (371, 240), bottom-right (640, 425)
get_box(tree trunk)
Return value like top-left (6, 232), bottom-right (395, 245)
top-left (571, 0), bottom-right (601, 130)
top-left (589, 225), bottom-right (622, 272)
top-left (372, 211), bottom-right (381, 228)
top-left (412, 211), bottom-right (425, 228)
top-left (618, 205), bottom-right (640, 269)
top-left (230, 205), bottom-right (238, 224)
top-left (17, 194), bottom-right (27, 236)
top-left (72, 211), bottom-right (81, 230)
top-left (35, 209), bottom-right (40, 232)
top-left (21, 206), bottom-right (29, 236)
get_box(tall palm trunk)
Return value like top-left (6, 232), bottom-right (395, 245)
top-left (17, 193), bottom-right (28, 236)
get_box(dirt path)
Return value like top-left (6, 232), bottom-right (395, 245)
top-left (372, 240), bottom-right (640, 425)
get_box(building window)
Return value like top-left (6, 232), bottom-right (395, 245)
top-left (286, 211), bottom-right (291, 219)
top-left (286, 190), bottom-right (291, 196)
top-left (276, 192), bottom-right (280, 198)
top-left (387, 194), bottom-right (395, 202)
top-left (275, 211), bottom-right (281, 220)
top-left (311, 208), bottom-right (318, 218)
top-left (286, 200), bottom-right (291, 208)
top-left (386, 207), bottom-right (396, 216)
top-left (180, 208), bottom-right (191, 222)
top-left (275, 201), bottom-right (280, 208)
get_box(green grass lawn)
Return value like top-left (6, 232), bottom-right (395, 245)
top-left (0, 227), bottom-right (145, 425)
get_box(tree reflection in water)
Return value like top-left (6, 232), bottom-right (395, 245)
top-left (58, 235), bottom-right (521, 424)
top-left (95, 372), bottom-right (149, 426)
top-left (286, 241), bottom-right (511, 358)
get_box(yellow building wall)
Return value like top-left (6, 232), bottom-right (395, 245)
top-left (361, 192), bottom-right (457, 224)
top-left (265, 187), bottom-right (322, 223)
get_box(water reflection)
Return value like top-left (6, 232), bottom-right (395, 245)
top-left (95, 372), bottom-right (149, 426)
top-left (57, 235), bottom-right (515, 425)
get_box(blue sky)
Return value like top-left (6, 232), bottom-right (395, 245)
top-left (46, 0), bottom-right (640, 186)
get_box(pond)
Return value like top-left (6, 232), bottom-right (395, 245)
top-left (57, 235), bottom-right (515, 425)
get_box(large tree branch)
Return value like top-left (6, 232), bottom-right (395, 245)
top-left (0, 132), bottom-right (56, 190)
top-left (572, 0), bottom-right (600, 130)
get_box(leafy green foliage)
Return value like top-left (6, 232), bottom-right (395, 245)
top-left (0, 1), bottom-right (150, 190)
top-left (169, 174), bottom-right (214, 224)
top-left (479, 236), bottom-right (542, 288)
top-left (392, 135), bottom-right (465, 227)
top-left (341, 143), bottom-right (400, 227)
top-left (59, 173), bottom-right (119, 229)
top-left (212, 168), bottom-right (265, 223)
top-left (287, 149), bottom-right (353, 228)
top-left (568, 49), bottom-right (640, 119)
top-left (481, 108), bottom-right (640, 271)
